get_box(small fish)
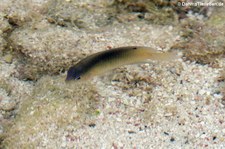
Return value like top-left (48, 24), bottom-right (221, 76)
top-left (66, 46), bottom-right (177, 81)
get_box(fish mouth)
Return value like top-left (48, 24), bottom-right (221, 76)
top-left (65, 76), bottom-right (81, 82)
top-left (65, 76), bottom-right (73, 82)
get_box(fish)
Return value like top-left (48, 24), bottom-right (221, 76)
top-left (66, 46), bottom-right (177, 81)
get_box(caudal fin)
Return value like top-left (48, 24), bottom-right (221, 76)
top-left (150, 51), bottom-right (179, 61)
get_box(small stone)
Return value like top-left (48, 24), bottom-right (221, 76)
top-left (213, 94), bottom-right (223, 99)
top-left (128, 130), bottom-right (136, 134)
top-left (170, 137), bottom-right (175, 142)
top-left (0, 98), bottom-right (16, 111)
top-left (199, 89), bottom-right (206, 95)
top-left (164, 113), bottom-right (173, 117)
top-left (3, 54), bottom-right (13, 64)
top-left (88, 123), bottom-right (96, 128)
top-left (164, 132), bottom-right (169, 135)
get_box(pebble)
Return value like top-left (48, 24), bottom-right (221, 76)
top-left (199, 89), bottom-right (206, 95)
top-left (0, 97), bottom-right (16, 111)
top-left (164, 113), bottom-right (173, 117)
top-left (190, 101), bottom-right (196, 105)
top-left (3, 54), bottom-right (13, 64)
top-left (213, 94), bottom-right (223, 99)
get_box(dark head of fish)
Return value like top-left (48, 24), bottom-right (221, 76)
top-left (66, 65), bottom-right (82, 81)
top-left (65, 46), bottom-right (139, 81)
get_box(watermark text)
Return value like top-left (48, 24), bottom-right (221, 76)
top-left (177, 1), bottom-right (224, 7)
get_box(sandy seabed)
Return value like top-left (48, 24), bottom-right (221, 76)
top-left (0, 0), bottom-right (225, 148)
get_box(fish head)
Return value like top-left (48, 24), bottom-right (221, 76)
top-left (65, 65), bottom-right (82, 81)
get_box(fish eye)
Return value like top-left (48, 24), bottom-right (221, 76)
top-left (76, 77), bottom-right (81, 80)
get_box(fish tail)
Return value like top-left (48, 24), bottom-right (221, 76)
top-left (148, 51), bottom-right (178, 61)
